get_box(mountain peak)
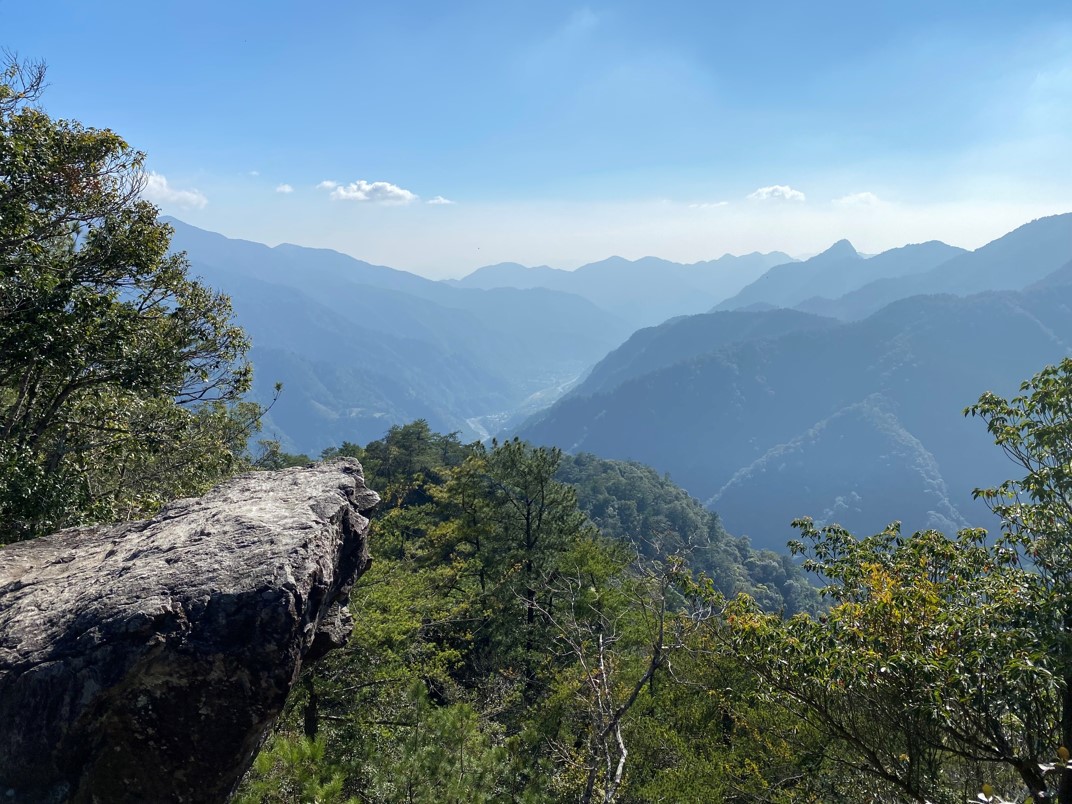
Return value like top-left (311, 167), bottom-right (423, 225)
top-left (814, 239), bottom-right (860, 261)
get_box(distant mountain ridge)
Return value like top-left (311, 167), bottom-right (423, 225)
top-left (716, 239), bottom-right (968, 312)
top-left (450, 251), bottom-right (795, 328)
top-left (570, 308), bottom-right (840, 399)
top-left (166, 212), bottom-right (1072, 550)
top-left (165, 218), bottom-right (632, 450)
top-left (797, 213), bottom-right (1072, 319)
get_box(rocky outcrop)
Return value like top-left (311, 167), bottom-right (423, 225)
top-left (0, 458), bottom-right (379, 803)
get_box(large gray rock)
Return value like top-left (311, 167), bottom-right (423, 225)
top-left (0, 458), bottom-right (379, 803)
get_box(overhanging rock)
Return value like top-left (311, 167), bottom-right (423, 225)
top-left (0, 458), bottom-right (379, 803)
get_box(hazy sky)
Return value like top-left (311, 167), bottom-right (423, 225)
top-left (6, 1), bottom-right (1072, 277)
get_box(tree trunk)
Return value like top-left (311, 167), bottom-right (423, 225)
top-left (1059, 673), bottom-right (1072, 804)
top-left (303, 675), bottom-right (319, 739)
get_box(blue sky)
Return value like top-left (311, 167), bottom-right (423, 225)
top-left (6, 1), bottom-right (1072, 276)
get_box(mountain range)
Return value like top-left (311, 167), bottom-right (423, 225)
top-left (166, 218), bottom-right (632, 448)
top-left (794, 213), bottom-right (1072, 320)
top-left (165, 222), bottom-right (795, 450)
top-left (517, 270), bottom-right (1072, 549)
top-left (169, 212), bottom-right (1072, 549)
top-left (458, 213), bottom-right (1072, 327)
top-left (449, 252), bottom-right (793, 328)
top-left (713, 239), bottom-right (966, 312)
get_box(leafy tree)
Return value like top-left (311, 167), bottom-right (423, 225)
top-left (359, 420), bottom-right (470, 509)
top-left (239, 425), bottom-right (839, 801)
top-left (968, 357), bottom-right (1072, 802)
top-left (320, 440), bottom-right (364, 461)
top-left (435, 438), bottom-right (601, 706)
top-left (253, 440), bottom-right (312, 470)
top-left (621, 626), bottom-right (827, 804)
top-left (717, 522), bottom-right (1040, 803)
top-left (531, 554), bottom-right (699, 803)
top-left (383, 684), bottom-right (509, 804)
top-left (714, 358), bottom-right (1072, 803)
top-left (0, 57), bottom-right (255, 541)
top-left (234, 734), bottom-right (355, 804)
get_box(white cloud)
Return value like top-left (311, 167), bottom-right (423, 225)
top-left (142, 172), bottom-right (208, 209)
top-left (747, 185), bottom-right (807, 202)
top-left (324, 179), bottom-right (418, 205)
top-left (689, 201), bottom-right (730, 209)
top-left (275, 183), bottom-right (294, 194)
top-left (426, 196), bottom-right (455, 205)
top-left (316, 180), bottom-right (339, 190)
top-left (248, 170), bottom-right (260, 177)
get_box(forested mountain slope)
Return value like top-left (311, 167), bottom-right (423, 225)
top-left (569, 308), bottom-right (840, 398)
top-left (558, 452), bottom-right (819, 613)
top-left (519, 281), bottom-right (1072, 550)
top-left (240, 422), bottom-right (823, 801)
top-left (166, 219), bottom-right (632, 449)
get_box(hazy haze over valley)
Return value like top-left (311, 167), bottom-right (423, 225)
top-left (22, 0), bottom-right (1068, 552)
top-left (166, 212), bottom-right (1072, 547)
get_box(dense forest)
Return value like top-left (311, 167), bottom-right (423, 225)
top-left (6, 56), bottom-right (1072, 803)
top-left (234, 396), bottom-right (1072, 803)
top-left (237, 423), bottom-right (820, 802)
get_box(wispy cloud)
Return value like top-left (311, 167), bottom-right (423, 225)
top-left (248, 170), bottom-right (260, 177)
top-left (275, 183), bottom-right (294, 194)
top-left (747, 185), bottom-right (806, 202)
top-left (689, 201), bottom-right (730, 209)
top-left (520, 6), bottom-right (600, 74)
top-left (426, 196), bottom-right (455, 205)
top-left (832, 191), bottom-right (881, 206)
top-left (322, 179), bottom-right (418, 205)
top-left (142, 172), bottom-right (208, 209)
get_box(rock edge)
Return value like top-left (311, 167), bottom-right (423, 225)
top-left (0, 458), bottom-right (379, 803)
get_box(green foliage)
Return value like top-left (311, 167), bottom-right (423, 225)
top-left (254, 440), bottom-right (312, 470)
top-left (712, 359), bottom-right (1072, 803)
top-left (620, 641), bottom-right (825, 803)
top-left (382, 684), bottom-right (510, 803)
top-left (234, 735), bottom-right (354, 804)
top-left (558, 452), bottom-right (821, 614)
top-left (236, 354), bottom-right (1072, 803)
top-left (0, 58), bottom-right (256, 542)
top-left (446, 438), bottom-right (602, 694)
top-left (240, 423), bottom-right (801, 802)
top-left (968, 358), bottom-right (1072, 590)
top-left (717, 521), bottom-right (1039, 802)
top-left (319, 440), bottom-right (364, 461)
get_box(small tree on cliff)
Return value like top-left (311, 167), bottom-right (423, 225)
top-left (0, 56), bottom-right (258, 542)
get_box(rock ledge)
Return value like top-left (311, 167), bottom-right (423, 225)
top-left (0, 458), bottom-right (378, 803)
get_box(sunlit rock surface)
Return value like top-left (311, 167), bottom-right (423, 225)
top-left (0, 459), bottom-right (378, 803)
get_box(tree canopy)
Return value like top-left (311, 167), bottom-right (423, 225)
top-left (236, 422), bottom-right (829, 802)
top-left (715, 357), bottom-right (1072, 803)
top-left (0, 57), bottom-right (256, 542)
